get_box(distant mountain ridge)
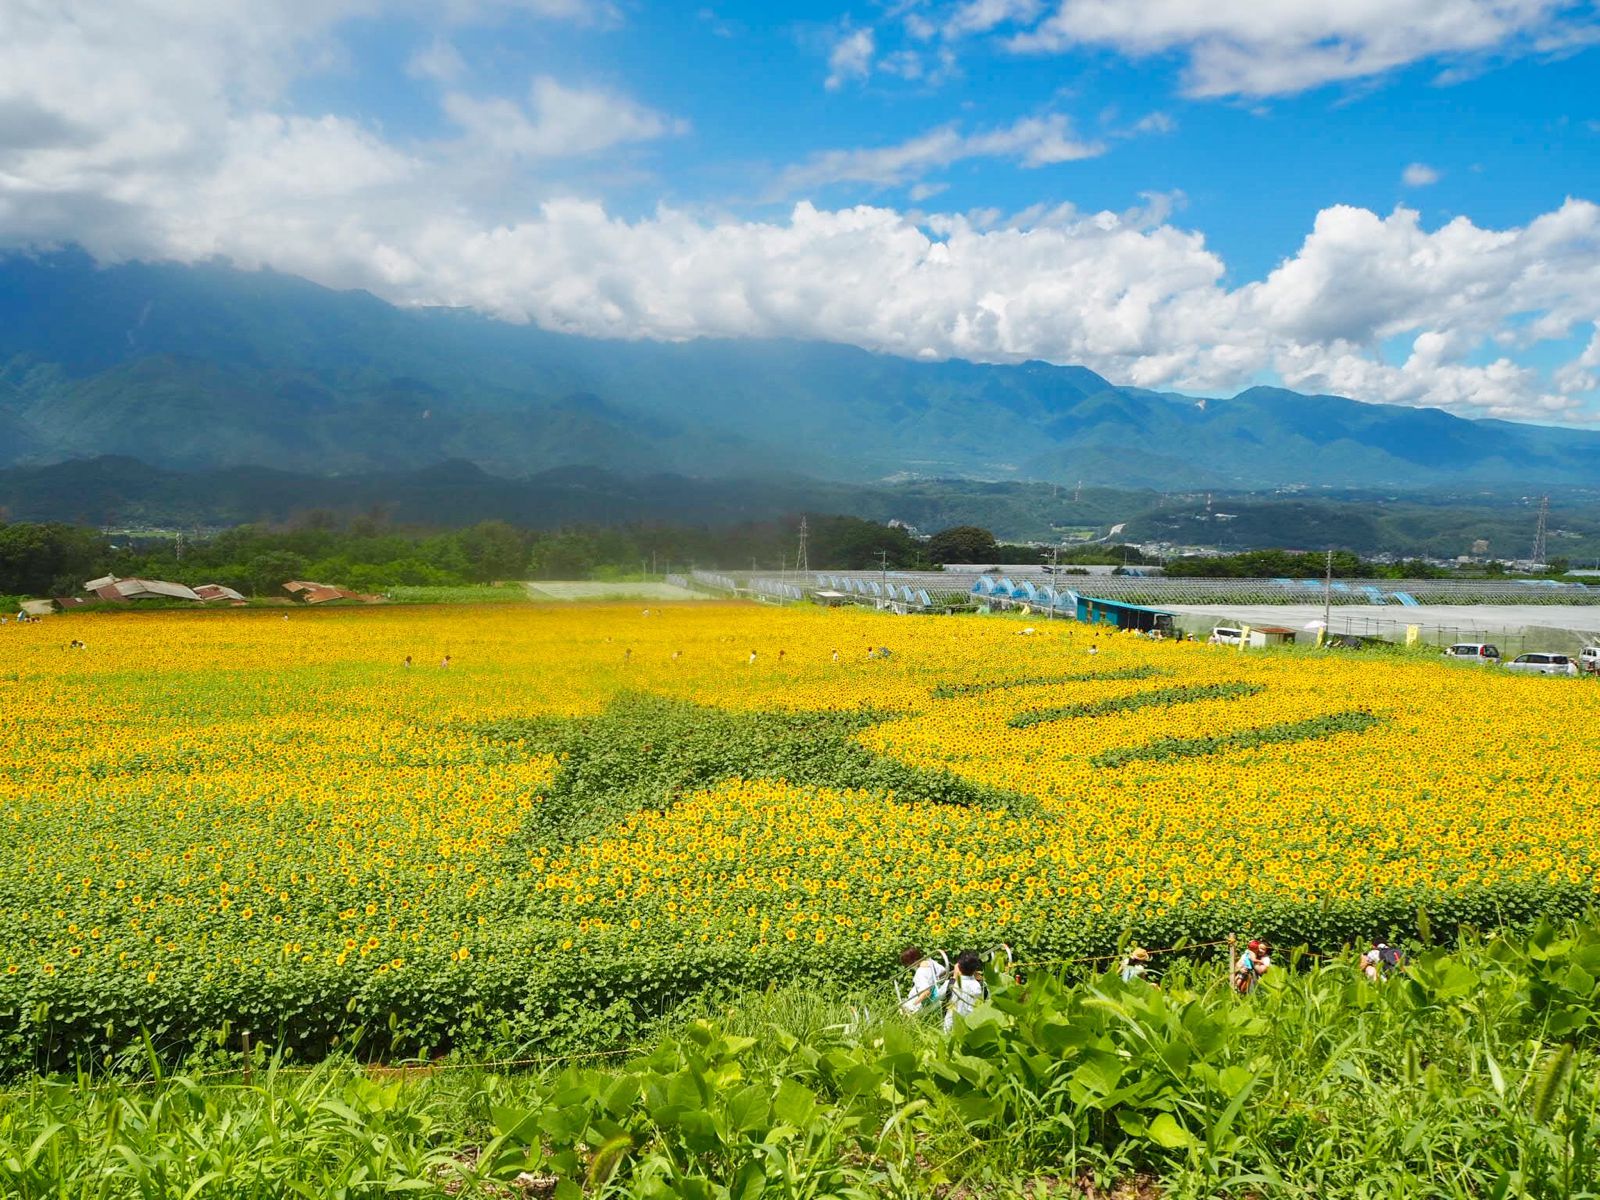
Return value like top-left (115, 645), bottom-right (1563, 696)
top-left (2, 250), bottom-right (1598, 489)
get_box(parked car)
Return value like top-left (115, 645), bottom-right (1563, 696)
top-left (1580, 646), bottom-right (1600, 675)
top-left (1443, 643), bottom-right (1501, 664)
top-left (1503, 652), bottom-right (1579, 676)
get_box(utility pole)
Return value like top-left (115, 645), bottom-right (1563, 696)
top-left (1532, 494), bottom-right (1549, 567)
top-left (1322, 547), bottom-right (1333, 640)
top-left (877, 548), bottom-right (889, 593)
top-left (796, 515), bottom-right (809, 578)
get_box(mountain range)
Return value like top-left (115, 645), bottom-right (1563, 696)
top-left (3, 249), bottom-right (1599, 491)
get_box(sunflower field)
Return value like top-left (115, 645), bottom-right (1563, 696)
top-left (2, 601), bottom-right (1597, 1072)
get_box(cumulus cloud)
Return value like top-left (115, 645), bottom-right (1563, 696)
top-left (942, 0), bottom-right (1044, 38)
top-left (824, 27), bottom-right (875, 90)
top-left (408, 38), bottom-right (466, 82)
top-left (442, 77), bottom-right (686, 160)
top-left (774, 114), bottom-right (1105, 194)
top-left (1402, 161), bottom-right (1442, 186)
top-left (1, 0), bottom-right (1598, 424)
top-left (1007, 0), bottom-right (1600, 97)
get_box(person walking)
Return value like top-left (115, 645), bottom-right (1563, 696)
top-left (1120, 946), bottom-right (1153, 983)
top-left (898, 947), bottom-right (948, 1017)
top-left (1235, 939), bottom-right (1271, 995)
top-left (944, 951), bottom-right (985, 1033)
top-left (1362, 940), bottom-right (1404, 982)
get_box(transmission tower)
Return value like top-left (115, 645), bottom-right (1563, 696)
top-left (796, 515), bottom-right (810, 576)
top-left (1531, 494), bottom-right (1549, 566)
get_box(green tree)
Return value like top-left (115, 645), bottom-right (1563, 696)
top-left (927, 525), bottom-right (1000, 565)
top-left (528, 533), bottom-right (598, 580)
top-left (244, 550), bottom-right (308, 597)
top-left (458, 521), bottom-right (528, 582)
top-left (0, 523), bottom-right (105, 596)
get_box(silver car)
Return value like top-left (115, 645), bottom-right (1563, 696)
top-left (1503, 652), bottom-right (1579, 676)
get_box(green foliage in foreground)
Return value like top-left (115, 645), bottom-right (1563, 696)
top-left (1008, 681), bottom-right (1263, 728)
top-left (1093, 710), bottom-right (1385, 768)
top-left (478, 692), bottom-right (1039, 847)
top-left (5, 917), bottom-right (1600, 1199)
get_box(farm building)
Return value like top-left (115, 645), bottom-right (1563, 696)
top-left (1071, 594), bottom-right (1177, 634)
top-left (84, 576), bottom-right (203, 603)
top-left (80, 576), bottom-right (246, 604)
top-left (282, 581), bottom-right (384, 605)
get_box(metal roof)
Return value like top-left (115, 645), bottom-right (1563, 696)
top-left (1077, 594), bottom-right (1178, 617)
top-left (114, 579), bottom-right (202, 601)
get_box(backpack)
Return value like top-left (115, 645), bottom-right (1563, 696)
top-left (1234, 951), bottom-right (1258, 995)
top-left (1377, 945), bottom-right (1404, 977)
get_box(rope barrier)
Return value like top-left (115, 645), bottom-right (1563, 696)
top-left (1012, 936), bottom-right (1236, 971)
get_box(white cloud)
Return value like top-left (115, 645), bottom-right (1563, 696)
top-left (407, 38), bottom-right (466, 82)
top-left (824, 27), bottom-right (875, 90)
top-left (1402, 161), bottom-right (1441, 186)
top-left (774, 114), bottom-right (1105, 193)
top-left (0, 0), bottom-right (1597, 425)
top-left (1554, 325), bottom-right (1600, 394)
top-left (1132, 111), bottom-right (1176, 135)
top-left (942, 0), bottom-right (1043, 38)
top-left (442, 76), bottom-right (685, 160)
top-left (1008, 0), bottom-right (1600, 97)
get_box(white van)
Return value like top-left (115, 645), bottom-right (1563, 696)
top-left (1581, 646), bottom-right (1600, 676)
top-left (1209, 626), bottom-right (1265, 648)
top-left (1504, 652), bottom-right (1579, 677)
top-left (1442, 643), bottom-right (1501, 664)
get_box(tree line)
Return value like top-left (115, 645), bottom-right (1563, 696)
top-left (0, 516), bottom-right (1097, 599)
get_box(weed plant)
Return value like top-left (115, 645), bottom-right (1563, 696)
top-left (4, 917), bottom-right (1599, 1198)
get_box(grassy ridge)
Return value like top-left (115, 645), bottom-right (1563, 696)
top-left (1008, 681), bottom-right (1262, 728)
top-left (477, 692), bottom-right (1041, 847)
top-left (930, 665), bottom-right (1168, 699)
top-left (1093, 710), bottom-right (1384, 767)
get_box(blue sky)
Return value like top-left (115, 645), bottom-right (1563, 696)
top-left (2, 0), bottom-right (1599, 423)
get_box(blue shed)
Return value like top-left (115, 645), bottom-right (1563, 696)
top-left (1073, 594), bottom-right (1177, 634)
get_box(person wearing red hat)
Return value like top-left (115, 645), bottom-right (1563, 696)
top-left (1235, 939), bottom-right (1271, 995)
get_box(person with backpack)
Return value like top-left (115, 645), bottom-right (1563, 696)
top-left (1235, 939), bottom-right (1271, 995)
top-left (944, 950), bottom-right (985, 1033)
top-left (898, 947), bottom-right (948, 1017)
top-left (1362, 940), bottom-right (1404, 981)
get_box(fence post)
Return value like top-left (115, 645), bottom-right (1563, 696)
top-left (1227, 935), bottom-right (1237, 992)
top-left (241, 1029), bottom-right (253, 1085)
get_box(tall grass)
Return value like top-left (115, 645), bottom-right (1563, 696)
top-left (4, 919), bottom-right (1599, 1197)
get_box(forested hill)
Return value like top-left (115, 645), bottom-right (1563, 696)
top-left (4, 250), bottom-right (1600, 489)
